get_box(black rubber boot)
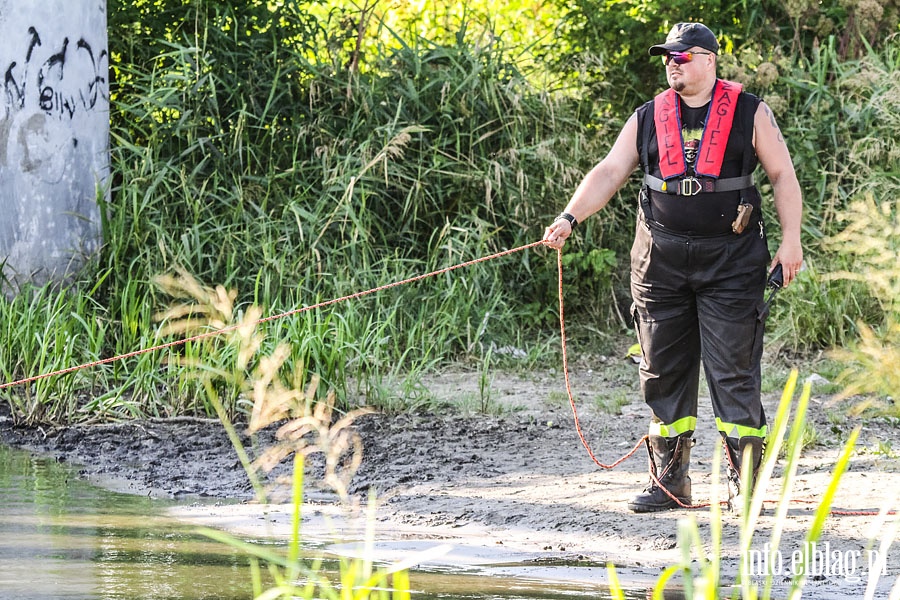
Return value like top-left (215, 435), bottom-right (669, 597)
top-left (724, 435), bottom-right (765, 510)
top-left (627, 434), bottom-right (692, 513)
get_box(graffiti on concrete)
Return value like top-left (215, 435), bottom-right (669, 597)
top-left (1, 25), bottom-right (108, 182)
top-left (0, 17), bottom-right (109, 290)
top-left (3, 26), bottom-right (109, 120)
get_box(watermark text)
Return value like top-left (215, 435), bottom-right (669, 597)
top-left (748, 542), bottom-right (888, 583)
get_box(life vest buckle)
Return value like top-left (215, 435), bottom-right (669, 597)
top-left (679, 177), bottom-right (703, 196)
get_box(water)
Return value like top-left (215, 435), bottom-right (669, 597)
top-left (0, 444), bottom-right (641, 599)
top-left (0, 444), bottom-right (256, 599)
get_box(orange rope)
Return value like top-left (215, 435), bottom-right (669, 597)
top-left (555, 246), bottom-right (710, 509)
top-left (0, 240), bottom-right (545, 392)
top-left (555, 247), bottom-right (648, 470)
top-left (2, 240), bottom-right (893, 517)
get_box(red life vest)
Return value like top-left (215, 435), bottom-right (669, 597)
top-left (653, 79), bottom-right (743, 180)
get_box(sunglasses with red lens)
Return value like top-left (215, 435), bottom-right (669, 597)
top-left (663, 51), bottom-right (714, 66)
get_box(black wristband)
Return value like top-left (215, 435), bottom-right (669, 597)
top-left (555, 212), bottom-right (578, 229)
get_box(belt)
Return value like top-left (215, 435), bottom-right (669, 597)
top-left (643, 174), bottom-right (754, 196)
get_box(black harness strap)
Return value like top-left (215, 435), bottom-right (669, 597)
top-left (643, 173), bottom-right (754, 196)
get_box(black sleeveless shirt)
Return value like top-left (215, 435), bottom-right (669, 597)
top-left (636, 91), bottom-right (762, 234)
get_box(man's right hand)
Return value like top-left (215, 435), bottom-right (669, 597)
top-left (543, 219), bottom-right (572, 249)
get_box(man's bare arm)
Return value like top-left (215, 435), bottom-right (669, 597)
top-left (754, 102), bottom-right (803, 286)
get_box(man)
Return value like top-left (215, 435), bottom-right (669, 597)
top-left (543, 22), bottom-right (803, 512)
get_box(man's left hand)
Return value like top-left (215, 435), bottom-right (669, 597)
top-left (771, 242), bottom-right (803, 287)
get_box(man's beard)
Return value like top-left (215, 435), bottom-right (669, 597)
top-left (672, 79), bottom-right (686, 92)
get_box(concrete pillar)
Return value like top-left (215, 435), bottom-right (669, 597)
top-left (0, 0), bottom-right (109, 294)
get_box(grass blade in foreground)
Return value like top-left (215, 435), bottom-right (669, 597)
top-left (787, 426), bottom-right (860, 600)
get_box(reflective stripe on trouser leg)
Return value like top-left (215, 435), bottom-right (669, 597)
top-left (716, 419), bottom-right (768, 439)
top-left (650, 416), bottom-right (697, 438)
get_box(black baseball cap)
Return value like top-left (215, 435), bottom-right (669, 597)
top-left (648, 23), bottom-right (719, 55)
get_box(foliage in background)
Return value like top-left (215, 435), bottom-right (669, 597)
top-left (826, 195), bottom-right (900, 410)
top-left (551, 0), bottom-right (899, 108)
top-left (716, 34), bottom-right (900, 353)
top-left (1, 2), bottom-right (899, 423)
top-left (2, 1), bottom-right (613, 423)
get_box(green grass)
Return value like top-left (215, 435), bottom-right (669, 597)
top-left (592, 390), bottom-right (632, 415)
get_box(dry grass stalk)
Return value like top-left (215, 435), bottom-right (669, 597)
top-left (154, 269), bottom-right (370, 500)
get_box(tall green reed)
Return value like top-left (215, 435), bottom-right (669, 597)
top-left (826, 193), bottom-right (900, 411)
top-left (5, 7), bottom-right (600, 423)
top-left (782, 37), bottom-right (900, 410)
top-left (757, 35), bottom-right (900, 352)
top-left (0, 286), bottom-right (105, 422)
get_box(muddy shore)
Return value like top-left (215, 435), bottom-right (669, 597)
top-left (2, 366), bottom-right (899, 597)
